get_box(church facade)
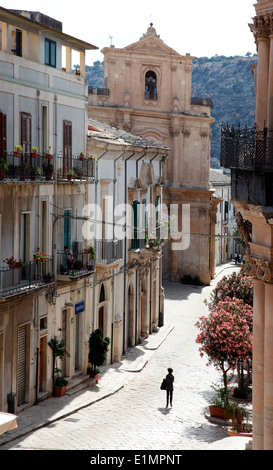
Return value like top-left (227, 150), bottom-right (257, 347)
top-left (88, 25), bottom-right (217, 284)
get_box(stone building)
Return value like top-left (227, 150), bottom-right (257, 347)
top-left (0, 8), bottom-right (167, 414)
top-left (0, 6), bottom-right (97, 412)
top-left (88, 24), bottom-right (216, 285)
top-left (210, 169), bottom-right (235, 265)
top-left (221, 0), bottom-right (273, 450)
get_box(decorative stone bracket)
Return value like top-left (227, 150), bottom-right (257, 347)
top-left (244, 254), bottom-right (273, 283)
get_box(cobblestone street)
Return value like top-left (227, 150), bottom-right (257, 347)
top-left (1, 263), bottom-right (251, 451)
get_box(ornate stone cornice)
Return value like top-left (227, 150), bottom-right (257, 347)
top-left (244, 254), bottom-right (273, 283)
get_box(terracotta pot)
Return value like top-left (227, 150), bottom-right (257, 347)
top-left (227, 427), bottom-right (252, 437)
top-left (54, 385), bottom-right (67, 397)
top-left (14, 151), bottom-right (22, 157)
top-left (31, 153), bottom-right (38, 158)
top-left (89, 373), bottom-right (100, 383)
top-left (46, 154), bottom-right (53, 159)
top-left (209, 405), bottom-right (227, 420)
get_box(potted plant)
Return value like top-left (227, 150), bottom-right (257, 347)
top-left (30, 166), bottom-right (41, 180)
top-left (88, 328), bottom-right (110, 382)
top-left (85, 244), bottom-right (96, 260)
top-left (33, 251), bottom-right (47, 264)
top-left (66, 169), bottom-right (76, 180)
top-left (76, 167), bottom-right (84, 178)
top-left (54, 375), bottom-right (69, 397)
top-left (226, 401), bottom-right (252, 436)
top-left (46, 146), bottom-right (53, 159)
top-left (43, 161), bottom-right (54, 180)
top-left (4, 256), bottom-right (26, 269)
top-left (48, 336), bottom-right (70, 396)
top-left (43, 272), bottom-right (53, 283)
top-left (79, 152), bottom-right (85, 161)
top-left (0, 158), bottom-right (9, 179)
top-left (14, 145), bottom-right (23, 157)
top-left (74, 64), bottom-right (80, 75)
top-left (209, 381), bottom-right (233, 420)
top-left (19, 161), bottom-right (28, 180)
top-left (31, 146), bottom-right (39, 158)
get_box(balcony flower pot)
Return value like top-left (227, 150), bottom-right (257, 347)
top-left (0, 159), bottom-right (8, 179)
top-left (4, 257), bottom-right (26, 269)
top-left (45, 146), bottom-right (52, 159)
top-left (43, 162), bottom-right (54, 180)
top-left (14, 145), bottom-right (23, 157)
top-left (85, 244), bottom-right (96, 259)
top-left (79, 152), bottom-right (85, 161)
top-left (31, 147), bottom-right (39, 158)
top-left (66, 169), bottom-right (76, 180)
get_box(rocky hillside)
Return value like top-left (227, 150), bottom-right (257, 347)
top-left (86, 55), bottom-right (258, 168)
top-left (192, 55), bottom-right (257, 167)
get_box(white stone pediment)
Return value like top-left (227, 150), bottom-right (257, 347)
top-left (123, 35), bottom-right (182, 57)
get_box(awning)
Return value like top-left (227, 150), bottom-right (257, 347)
top-left (0, 412), bottom-right (18, 435)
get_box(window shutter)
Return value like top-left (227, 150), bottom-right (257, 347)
top-left (0, 113), bottom-right (7, 158)
top-left (63, 120), bottom-right (72, 174)
top-left (20, 113), bottom-right (31, 157)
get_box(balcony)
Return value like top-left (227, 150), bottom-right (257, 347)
top-left (57, 250), bottom-right (95, 279)
top-left (220, 123), bottom-right (273, 206)
top-left (96, 240), bottom-right (123, 264)
top-left (0, 152), bottom-right (95, 182)
top-left (0, 258), bottom-right (53, 298)
top-left (88, 86), bottom-right (110, 96)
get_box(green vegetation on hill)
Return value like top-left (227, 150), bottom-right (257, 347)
top-left (192, 55), bottom-right (257, 167)
top-left (86, 55), bottom-right (257, 168)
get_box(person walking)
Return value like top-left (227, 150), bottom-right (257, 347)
top-left (165, 367), bottom-right (174, 408)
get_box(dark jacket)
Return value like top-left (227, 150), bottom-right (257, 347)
top-left (165, 372), bottom-right (174, 391)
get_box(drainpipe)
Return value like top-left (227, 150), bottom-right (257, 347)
top-left (123, 151), bottom-right (135, 354)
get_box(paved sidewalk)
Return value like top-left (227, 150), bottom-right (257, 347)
top-left (0, 321), bottom-right (174, 447)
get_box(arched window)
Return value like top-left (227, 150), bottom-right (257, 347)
top-left (145, 71), bottom-right (157, 100)
top-left (99, 283), bottom-right (105, 303)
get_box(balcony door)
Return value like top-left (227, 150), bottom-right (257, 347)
top-left (20, 212), bottom-right (30, 280)
top-left (63, 120), bottom-right (72, 175)
top-left (20, 113), bottom-right (31, 159)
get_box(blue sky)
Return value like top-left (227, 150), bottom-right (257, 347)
top-left (1, 0), bottom-right (257, 65)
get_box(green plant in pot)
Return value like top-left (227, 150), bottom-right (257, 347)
top-left (31, 146), bottom-right (39, 157)
top-left (88, 328), bottom-right (110, 382)
top-left (14, 144), bottom-right (23, 157)
top-left (0, 158), bottom-right (9, 179)
top-left (66, 169), bottom-right (76, 180)
top-left (226, 401), bottom-right (251, 435)
top-left (48, 336), bottom-right (70, 396)
top-left (30, 166), bottom-right (41, 180)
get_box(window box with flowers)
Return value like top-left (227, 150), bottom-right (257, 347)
top-left (4, 256), bottom-right (26, 269)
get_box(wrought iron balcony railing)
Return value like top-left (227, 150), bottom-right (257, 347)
top-left (0, 152), bottom-right (95, 181)
top-left (220, 123), bottom-right (273, 173)
top-left (96, 240), bottom-right (123, 264)
top-left (57, 250), bottom-right (95, 277)
top-left (0, 258), bottom-right (53, 298)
